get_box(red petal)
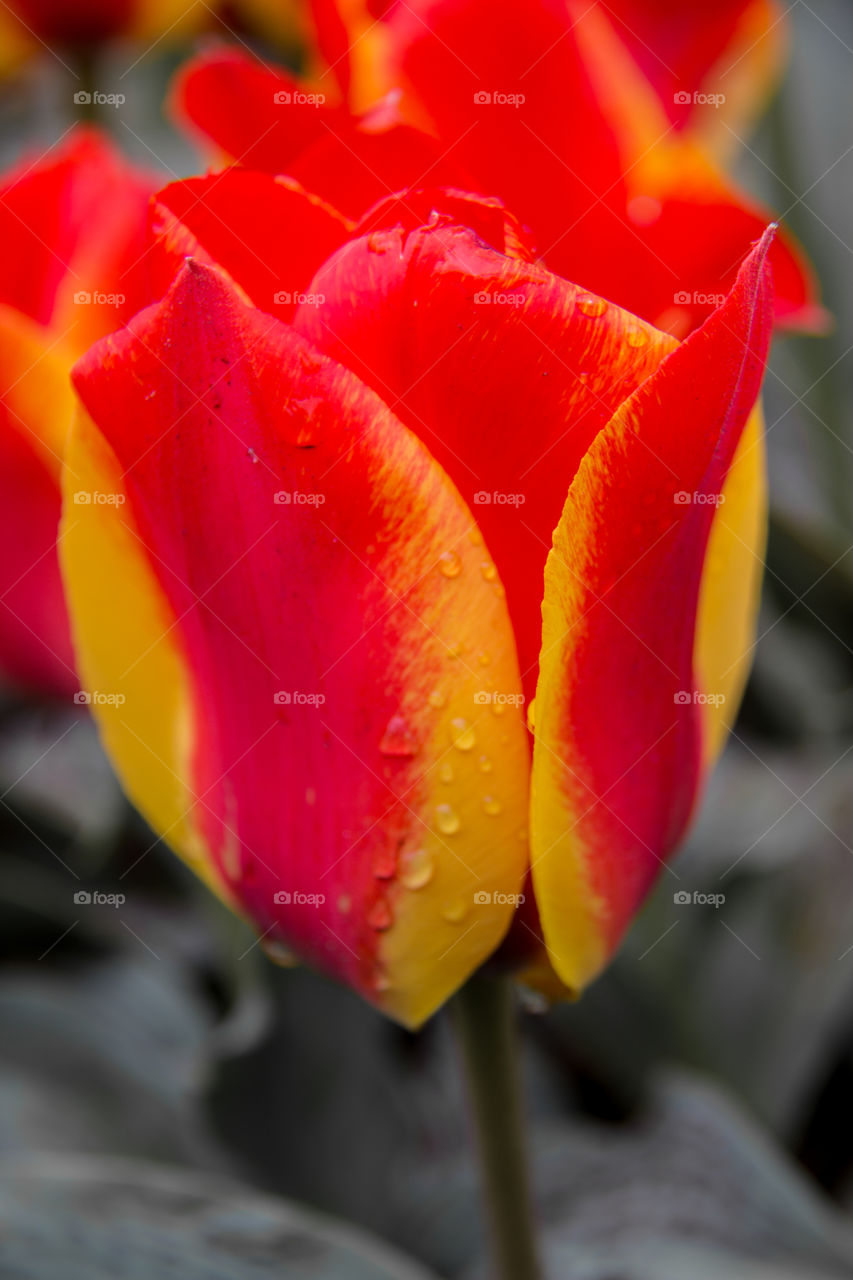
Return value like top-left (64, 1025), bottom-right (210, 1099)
top-left (69, 260), bottom-right (531, 1025)
top-left (529, 228), bottom-right (773, 990)
top-left (295, 217), bottom-right (676, 699)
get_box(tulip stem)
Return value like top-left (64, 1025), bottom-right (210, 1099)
top-left (451, 974), bottom-right (544, 1280)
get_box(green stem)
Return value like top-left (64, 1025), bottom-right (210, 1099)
top-left (450, 974), bottom-right (544, 1280)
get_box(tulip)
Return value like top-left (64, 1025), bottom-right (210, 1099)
top-left (170, 0), bottom-right (821, 336)
top-left (61, 177), bottom-right (772, 1026)
top-left (0, 128), bottom-right (154, 696)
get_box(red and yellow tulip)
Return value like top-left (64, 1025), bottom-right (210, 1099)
top-left (0, 128), bottom-right (155, 696)
top-left (60, 174), bottom-right (772, 1025)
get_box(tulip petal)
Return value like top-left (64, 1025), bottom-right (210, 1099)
top-left (0, 127), bottom-right (154, 351)
top-left (171, 49), bottom-right (472, 219)
top-left (0, 306), bottom-right (77, 694)
top-left (63, 260), bottom-right (530, 1027)
top-left (149, 170), bottom-right (353, 321)
top-left (529, 228), bottom-right (773, 991)
top-left (295, 215), bottom-right (677, 698)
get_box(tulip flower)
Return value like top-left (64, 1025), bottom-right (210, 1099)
top-left (61, 175), bottom-right (772, 1026)
top-left (171, 0), bottom-right (821, 336)
top-left (0, 128), bottom-right (154, 696)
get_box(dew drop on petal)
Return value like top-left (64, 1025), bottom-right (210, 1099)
top-left (337, 894), bottom-right (352, 914)
top-left (478, 754), bottom-right (493, 773)
top-left (577, 294), bottom-right (607, 318)
top-left (428, 689), bottom-right (446, 709)
top-left (450, 717), bottom-right (476, 751)
top-left (262, 939), bottom-right (299, 967)
top-left (436, 803), bottom-right (461, 834)
top-left (442, 897), bottom-right (468, 923)
top-left (439, 762), bottom-right (454, 784)
top-left (399, 848), bottom-right (435, 890)
top-left (380, 713), bottom-right (418, 757)
top-left (625, 325), bottom-right (649, 349)
top-left (439, 550), bottom-right (462, 578)
top-left (373, 847), bottom-right (397, 879)
top-left (482, 795), bottom-right (502, 816)
top-left (368, 897), bottom-right (393, 930)
top-left (480, 561), bottom-right (497, 582)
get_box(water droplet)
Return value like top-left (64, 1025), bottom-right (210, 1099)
top-left (373, 970), bottom-right (392, 992)
top-left (399, 848), bottom-right (434, 890)
top-left (368, 897), bottom-right (393, 930)
top-left (337, 894), bottom-right (351, 914)
top-left (247, 446), bottom-right (259, 463)
top-left (442, 897), bottom-right (468, 923)
top-left (468, 528), bottom-right (483, 546)
top-left (262, 939), bottom-right (299, 967)
top-left (577, 293), bottom-right (607, 319)
top-left (527, 699), bottom-right (536, 732)
top-left (480, 561), bottom-right (497, 582)
top-left (439, 762), bottom-right (454, 784)
top-left (477, 651), bottom-right (491, 667)
top-left (491, 699), bottom-right (506, 717)
top-left (482, 795), bottom-right (502, 815)
top-left (625, 325), bottom-right (649, 349)
top-left (380, 713), bottom-right (418, 757)
top-left (439, 550), bottom-right (462, 578)
top-left (450, 717), bottom-right (476, 751)
top-left (436, 802), bottom-right (461, 835)
top-left (478, 754), bottom-right (493, 773)
top-left (373, 848), bottom-right (397, 879)
top-left (144, 389), bottom-right (156, 401)
top-left (428, 689), bottom-right (446, 709)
